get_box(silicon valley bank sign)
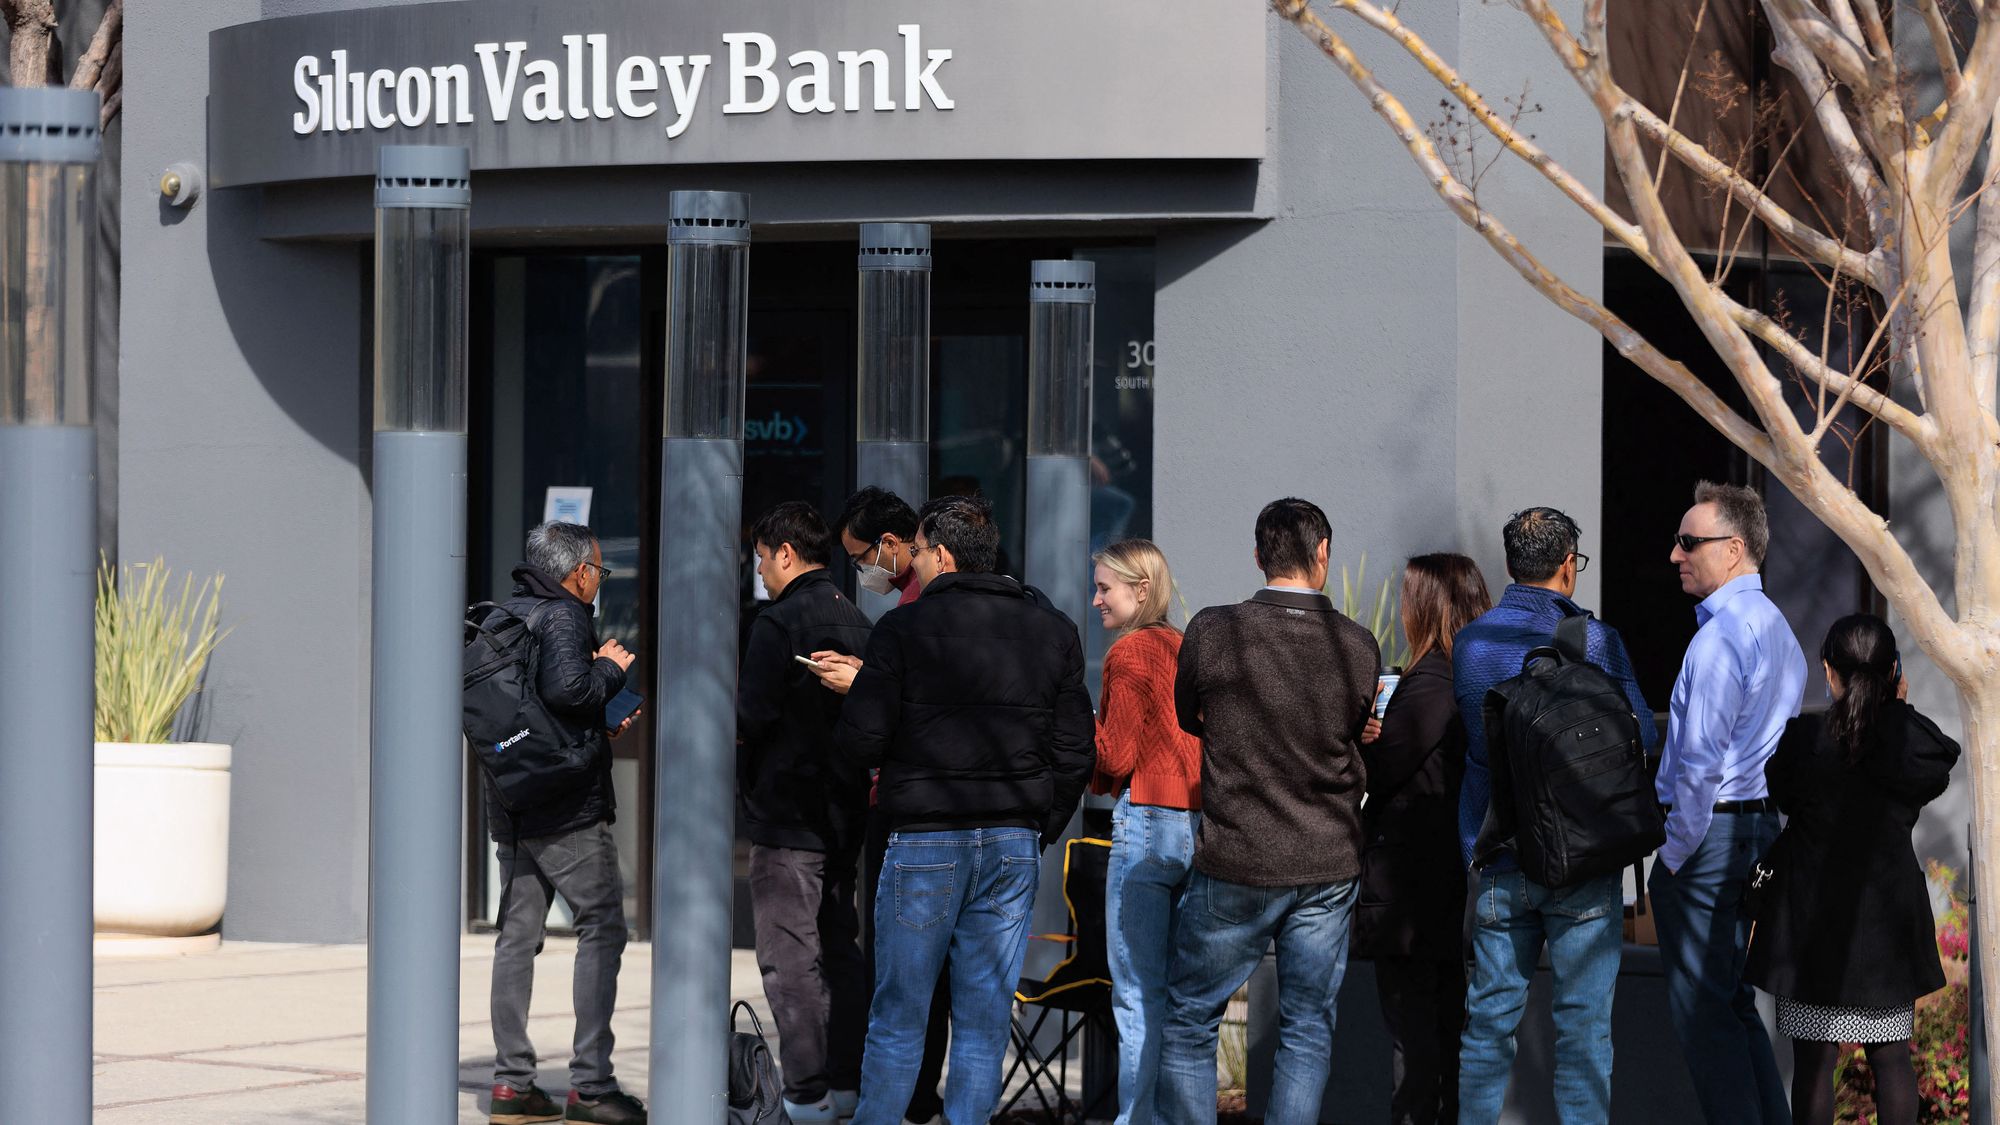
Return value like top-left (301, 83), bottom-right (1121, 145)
top-left (207, 0), bottom-right (1265, 188)
top-left (290, 27), bottom-right (956, 141)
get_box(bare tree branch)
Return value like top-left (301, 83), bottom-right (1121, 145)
top-left (1326, 0), bottom-right (1886, 288)
top-left (1930, 4), bottom-right (2000, 200)
top-left (1921, 0), bottom-right (1967, 100)
top-left (1270, 0), bottom-right (1773, 457)
top-left (1823, 0), bottom-right (1870, 52)
top-left (1851, 0), bottom-right (1895, 68)
top-left (1652, 0), bottom-right (1711, 194)
top-left (1765, 0), bottom-right (1877, 94)
top-left (69, 1), bottom-right (123, 95)
top-left (1627, 99), bottom-right (1886, 289)
top-left (1519, 0), bottom-right (1965, 658)
top-left (1970, 125), bottom-right (2000, 414)
top-left (1320, 0), bottom-right (1926, 447)
top-left (4, 0), bottom-right (56, 88)
top-left (1762, 3), bottom-right (1888, 218)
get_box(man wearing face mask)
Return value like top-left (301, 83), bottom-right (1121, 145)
top-left (817, 485), bottom-right (950, 1124)
top-left (840, 486), bottom-right (923, 605)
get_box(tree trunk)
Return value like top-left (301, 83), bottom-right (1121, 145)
top-left (1959, 680), bottom-right (2000, 1123)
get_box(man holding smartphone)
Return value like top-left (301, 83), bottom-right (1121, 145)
top-left (738, 501), bottom-right (877, 1124)
top-left (487, 521), bottom-right (645, 1125)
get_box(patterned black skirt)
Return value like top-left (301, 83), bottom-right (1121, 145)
top-left (1776, 996), bottom-right (1915, 1043)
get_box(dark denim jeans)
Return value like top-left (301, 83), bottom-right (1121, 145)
top-left (490, 821), bottom-right (629, 1097)
top-left (1107, 794), bottom-right (1200, 1125)
top-left (1158, 871), bottom-right (1359, 1125)
top-left (851, 827), bottom-right (1040, 1125)
top-left (748, 844), bottom-right (869, 1104)
top-left (1648, 810), bottom-right (1788, 1125)
top-left (1457, 869), bottom-right (1622, 1125)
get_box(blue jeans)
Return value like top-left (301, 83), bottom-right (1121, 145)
top-left (1107, 795), bottom-right (1200, 1125)
top-left (851, 827), bottom-right (1040, 1125)
top-left (1457, 869), bottom-right (1621, 1125)
top-left (1648, 810), bottom-right (1787, 1125)
top-left (1158, 871), bottom-right (1358, 1125)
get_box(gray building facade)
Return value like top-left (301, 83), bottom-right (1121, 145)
top-left (120, 0), bottom-right (1965, 1009)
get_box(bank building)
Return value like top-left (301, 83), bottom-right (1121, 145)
top-left (98, 2), bottom-right (1968, 1120)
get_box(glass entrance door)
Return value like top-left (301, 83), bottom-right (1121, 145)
top-left (470, 252), bottom-right (659, 931)
top-left (467, 239), bottom-right (1156, 940)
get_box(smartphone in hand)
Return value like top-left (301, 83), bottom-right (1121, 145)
top-left (604, 688), bottom-right (643, 731)
top-left (793, 653), bottom-right (827, 671)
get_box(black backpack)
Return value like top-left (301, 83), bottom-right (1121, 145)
top-left (1474, 613), bottom-right (1665, 888)
top-left (462, 601), bottom-right (598, 811)
top-left (728, 1002), bottom-right (791, 1124)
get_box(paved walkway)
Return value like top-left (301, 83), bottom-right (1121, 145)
top-left (94, 937), bottom-right (767, 1123)
top-left (95, 937), bottom-right (1094, 1123)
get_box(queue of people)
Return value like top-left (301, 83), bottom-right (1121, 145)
top-left (477, 479), bottom-right (1961, 1125)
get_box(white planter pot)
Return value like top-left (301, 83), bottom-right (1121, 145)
top-left (94, 741), bottom-right (231, 937)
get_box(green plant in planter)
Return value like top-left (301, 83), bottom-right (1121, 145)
top-left (1328, 554), bottom-right (1412, 668)
top-left (95, 556), bottom-right (229, 745)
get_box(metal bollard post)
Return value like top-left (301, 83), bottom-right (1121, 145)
top-left (1024, 259), bottom-right (1115, 1108)
top-left (0, 85), bottom-right (102, 1123)
top-left (854, 222), bottom-right (932, 618)
top-left (366, 144), bottom-right (471, 1125)
top-left (653, 189), bottom-right (751, 1122)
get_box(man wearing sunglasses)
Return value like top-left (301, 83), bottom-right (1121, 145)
top-left (1652, 482), bottom-right (1806, 1125)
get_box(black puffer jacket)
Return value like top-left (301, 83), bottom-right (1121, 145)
top-left (483, 565), bottom-right (627, 842)
top-left (836, 571), bottom-right (1094, 842)
top-left (737, 569), bottom-right (875, 854)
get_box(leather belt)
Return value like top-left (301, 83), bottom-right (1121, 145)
top-left (1661, 798), bottom-right (1774, 814)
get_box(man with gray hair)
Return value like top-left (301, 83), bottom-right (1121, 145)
top-left (1652, 481), bottom-right (1805, 1124)
top-left (486, 521), bottom-right (647, 1125)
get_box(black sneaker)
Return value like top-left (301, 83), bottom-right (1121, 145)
top-left (566, 1089), bottom-right (647, 1124)
top-left (489, 1082), bottom-right (563, 1124)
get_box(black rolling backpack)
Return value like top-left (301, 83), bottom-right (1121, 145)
top-left (461, 601), bottom-right (598, 810)
top-left (1473, 613), bottom-right (1665, 888)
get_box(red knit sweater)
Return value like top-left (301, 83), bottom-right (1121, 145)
top-left (1092, 625), bottom-right (1202, 809)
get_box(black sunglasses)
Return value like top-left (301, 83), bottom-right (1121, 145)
top-left (1673, 533), bottom-right (1737, 553)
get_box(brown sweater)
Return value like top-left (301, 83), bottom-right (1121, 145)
top-left (1091, 626), bottom-right (1202, 809)
top-left (1174, 587), bottom-right (1380, 887)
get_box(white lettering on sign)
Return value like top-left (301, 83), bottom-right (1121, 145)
top-left (292, 25), bottom-right (954, 138)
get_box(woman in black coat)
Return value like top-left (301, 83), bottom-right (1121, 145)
top-left (1745, 613), bottom-right (1960, 1125)
top-left (1356, 553), bottom-right (1491, 1125)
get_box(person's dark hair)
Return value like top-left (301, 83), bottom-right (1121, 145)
top-left (1502, 507), bottom-right (1582, 583)
top-left (750, 501), bottom-right (832, 567)
top-left (836, 486), bottom-right (919, 544)
top-left (1821, 613), bottom-right (1899, 765)
top-left (1254, 497), bottom-right (1331, 581)
top-left (1401, 553), bottom-right (1493, 667)
top-left (917, 494), bottom-right (1000, 574)
top-left (1693, 480), bottom-right (1771, 566)
top-left (526, 520), bottom-right (597, 578)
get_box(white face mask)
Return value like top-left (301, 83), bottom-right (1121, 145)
top-left (856, 539), bottom-right (900, 595)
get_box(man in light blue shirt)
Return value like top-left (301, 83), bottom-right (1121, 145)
top-left (1650, 482), bottom-right (1805, 1125)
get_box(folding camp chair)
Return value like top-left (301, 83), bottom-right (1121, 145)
top-left (999, 835), bottom-right (1115, 1123)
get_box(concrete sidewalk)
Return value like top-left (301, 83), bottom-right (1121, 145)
top-left (93, 936), bottom-right (769, 1123)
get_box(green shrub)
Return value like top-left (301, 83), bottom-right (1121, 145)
top-left (95, 556), bottom-right (229, 744)
top-left (1328, 554), bottom-right (1411, 668)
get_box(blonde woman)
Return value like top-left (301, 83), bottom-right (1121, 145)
top-left (1089, 539), bottom-right (1201, 1125)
